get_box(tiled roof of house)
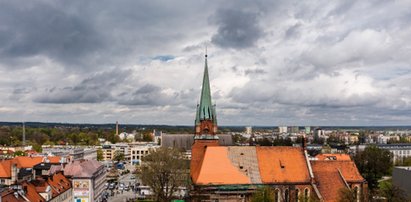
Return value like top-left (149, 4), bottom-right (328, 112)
top-left (47, 172), bottom-right (71, 197)
top-left (0, 160), bottom-right (12, 178)
top-left (1, 189), bottom-right (26, 202)
top-left (12, 156), bottom-right (61, 169)
top-left (21, 181), bottom-right (46, 202)
top-left (311, 162), bottom-right (347, 202)
top-left (311, 160), bottom-right (365, 202)
top-left (193, 146), bottom-right (311, 185)
top-left (64, 159), bottom-right (103, 178)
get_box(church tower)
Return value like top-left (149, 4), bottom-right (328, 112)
top-left (194, 52), bottom-right (218, 137)
top-left (191, 52), bottom-right (220, 182)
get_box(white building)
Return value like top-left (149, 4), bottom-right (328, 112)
top-left (278, 126), bottom-right (288, 134)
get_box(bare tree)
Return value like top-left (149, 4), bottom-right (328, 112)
top-left (137, 147), bottom-right (189, 202)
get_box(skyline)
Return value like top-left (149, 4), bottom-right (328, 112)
top-left (1, 1), bottom-right (411, 126)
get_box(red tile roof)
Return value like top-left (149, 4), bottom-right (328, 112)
top-left (190, 139), bottom-right (220, 183)
top-left (47, 172), bottom-right (72, 197)
top-left (192, 146), bottom-right (312, 185)
top-left (311, 162), bottom-right (347, 202)
top-left (12, 156), bottom-right (62, 169)
top-left (311, 160), bottom-right (365, 202)
top-left (0, 160), bottom-right (13, 178)
top-left (1, 189), bottom-right (26, 202)
top-left (195, 146), bottom-right (251, 185)
top-left (256, 147), bottom-right (311, 183)
top-left (21, 181), bottom-right (46, 202)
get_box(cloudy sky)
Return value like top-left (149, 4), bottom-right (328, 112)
top-left (0, 0), bottom-right (411, 126)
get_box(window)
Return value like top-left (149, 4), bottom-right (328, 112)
top-left (304, 188), bottom-right (310, 202)
top-left (274, 189), bottom-right (280, 202)
top-left (295, 189), bottom-right (300, 202)
top-left (284, 189), bottom-right (289, 202)
top-left (353, 186), bottom-right (360, 202)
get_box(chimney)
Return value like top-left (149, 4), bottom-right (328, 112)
top-left (302, 134), bottom-right (307, 150)
top-left (116, 121), bottom-right (119, 136)
top-left (11, 163), bottom-right (17, 184)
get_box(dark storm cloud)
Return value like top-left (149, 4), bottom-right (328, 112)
top-left (211, 9), bottom-right (263, 49)
top-left (118, 84), bottom-right (176, 106)
top-left (34, 69), bottom-right (131, 104)
top-left (0, 1), bottom-right (103, 67)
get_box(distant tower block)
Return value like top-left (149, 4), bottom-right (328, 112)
top-left (116, 121), bottom-right (119, 136)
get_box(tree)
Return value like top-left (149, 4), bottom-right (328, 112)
top-left (379, 180), bottom-right (408, 202)
top-left (338, 188), bottom-right (356, 202)
top-left (353, 145), bottom-right (392, 191)
top-left (251, 186), bottom-right (274, 202)
top-left (113, 150), bottom-right (125, 164)
top-left (97, 149), bottom-right (104, 161)
top-left (137, 147), bottom-right (189, 202)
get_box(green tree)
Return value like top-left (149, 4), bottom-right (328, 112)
top-left (97, 149), bottom-right (104, 161)
top-left (379, 180), bottom-right (408, 202)
top-left (113, 150), bottom-right (125, 163)
top-left (353, 146), bottom-right (392, 191)
top-left (13, 151), bottom-right (26, 157)
top-left (251, 186), bottom-right (274, 202)
top-left (137, 147), bottom-right (189, 202)
top-left (338, 188), bottom-right (356, 202)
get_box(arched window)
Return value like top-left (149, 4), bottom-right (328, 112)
top-left (274, 189), bottom-right (280, 202)
top-left (353, 186), bottom-right (360, 202)
top-left (295, 189), bottom-right (300, 202)
top-left (284, 189), bottom-right (289, 202)
top-left (304, 188), bottom-right (310, 202)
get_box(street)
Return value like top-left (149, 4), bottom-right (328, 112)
top-left (107, 173), bottom-right (141, 202)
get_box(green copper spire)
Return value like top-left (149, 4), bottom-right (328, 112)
top-left (195, 53), bottom-right (216, 124)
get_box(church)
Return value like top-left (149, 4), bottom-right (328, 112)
top-left (190, 54), bottom-right (368, 202)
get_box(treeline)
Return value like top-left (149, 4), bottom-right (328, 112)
top-left (0, 126), bottom-right (122, 150)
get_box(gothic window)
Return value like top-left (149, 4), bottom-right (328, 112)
top-left (353, 186), bottom-right (360, 202)
top-left (274, 189), bottom-right (280, 202)
top-left (295, 189), bottom-right (300, 202)
top-left (304, 188), bottom-right (310, 202)
top-left (284, 189), bottom-right (289, 202)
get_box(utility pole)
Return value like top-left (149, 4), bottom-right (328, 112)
top-left (22, 122), bottom-right (26, 146)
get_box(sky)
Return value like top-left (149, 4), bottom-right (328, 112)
top-left (0, 0), bottom-right (411, 126)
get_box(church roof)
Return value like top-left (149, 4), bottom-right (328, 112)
top-left (193, 146), bottom-right (311, 185)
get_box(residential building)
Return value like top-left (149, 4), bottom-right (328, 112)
top-left (64, 159), bottom-right (106, 202)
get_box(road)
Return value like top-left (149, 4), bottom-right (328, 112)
top-left (107, 173), bottom-right (140, 202)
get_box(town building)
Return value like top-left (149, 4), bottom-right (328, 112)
top-left (190, 55), bottom-right (367, 202)
top-left (0, 170), bottom-right (73, 202)
top-left (64, 159), bottom-right (106, 202)
top-left (392, 166), bottom-right (411, 198)
top-left (101, 142), bottom-right (159, 166)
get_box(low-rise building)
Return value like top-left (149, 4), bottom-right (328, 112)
top-left (64, 159), bottom-right (106, 202)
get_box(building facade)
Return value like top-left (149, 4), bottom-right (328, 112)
top-left (64, 159), bottom-right (106, 202)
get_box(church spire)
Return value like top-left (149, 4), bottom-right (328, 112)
top-left (195, 52), bottom-right (218, 136)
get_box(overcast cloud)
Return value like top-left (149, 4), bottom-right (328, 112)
top-left (0, 0), bottom-right (411, 126)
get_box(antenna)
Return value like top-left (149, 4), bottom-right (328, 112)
top-left (22, 122), bottom-right (25, 146)
top-left (205, 46), bottom-right (207, 57)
